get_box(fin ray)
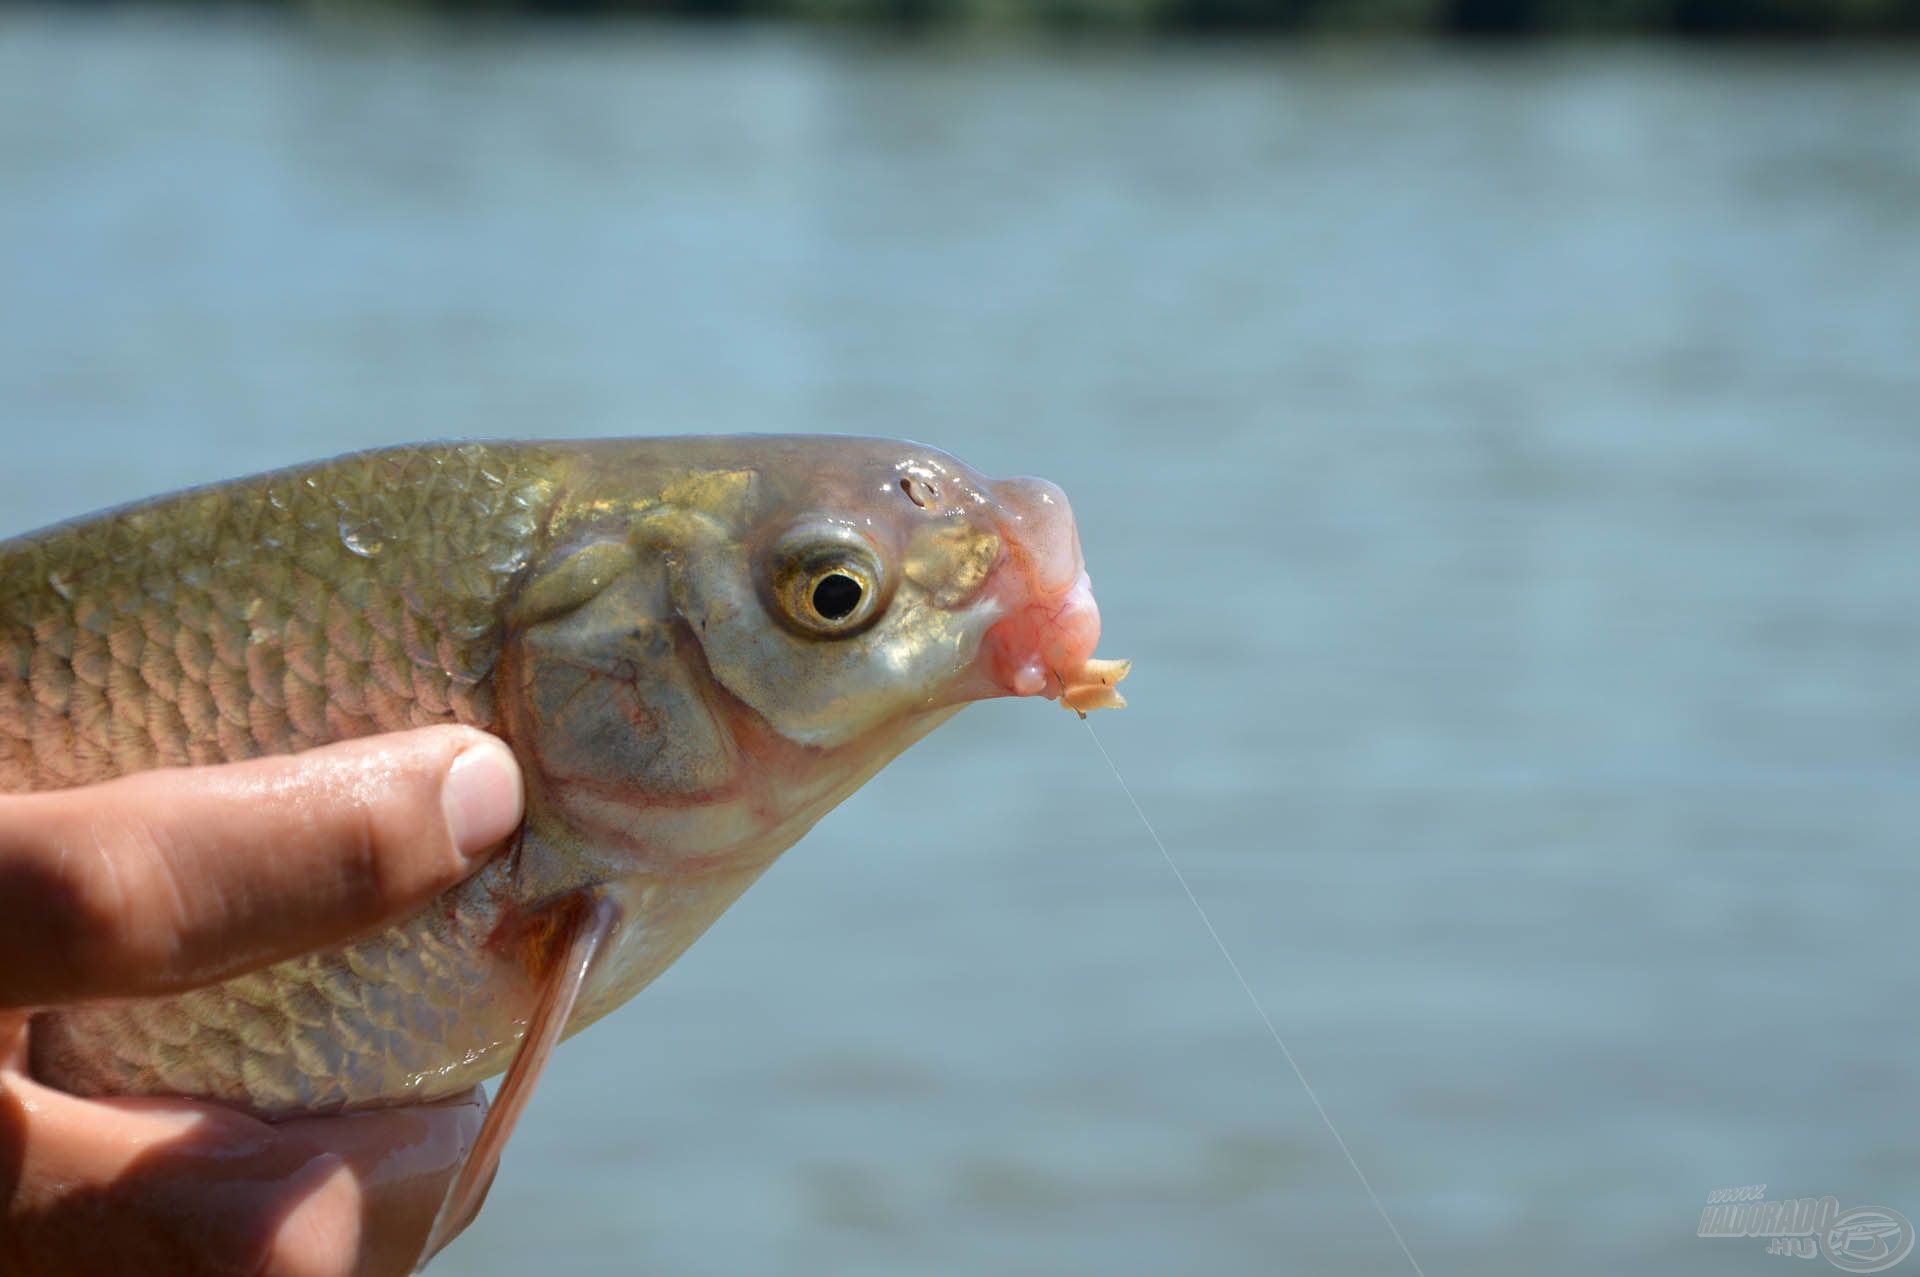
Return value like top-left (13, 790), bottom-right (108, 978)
top-left (416, 889), bottom-right (619, 1270)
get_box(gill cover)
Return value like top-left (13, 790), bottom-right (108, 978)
top-left (507, 522), bottom-right (736, 802)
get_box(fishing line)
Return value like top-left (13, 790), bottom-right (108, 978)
top-left (1082, 719), bottom-right (1428, 1277)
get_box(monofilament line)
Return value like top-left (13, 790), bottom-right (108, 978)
top-left (1083, 719), bottom-right (1428, 1277)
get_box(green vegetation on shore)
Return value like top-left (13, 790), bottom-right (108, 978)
top-left (241, 0), bottom-right (1920, 35)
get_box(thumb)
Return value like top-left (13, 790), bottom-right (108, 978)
top-left (0, 727), bottom-right (523, 1007)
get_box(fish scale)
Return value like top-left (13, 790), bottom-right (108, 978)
top-left (6, 434), bottom-right (1127, 1130)
top-left (7, 443), bottom-right (561, 1112)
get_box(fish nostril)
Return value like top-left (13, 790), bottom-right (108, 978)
top-left (900, 475), bottom-right (939, 509)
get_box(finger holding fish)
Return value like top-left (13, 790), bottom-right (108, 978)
top-left (0, 729), bottom-right (518, 1276)
top-left (0, 1060), bottom-right (487, 1277)
top-left (0, 727), bottom-right (524, 1008)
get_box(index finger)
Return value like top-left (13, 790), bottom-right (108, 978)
top-left (0, 727), bottom-right (523, 1007)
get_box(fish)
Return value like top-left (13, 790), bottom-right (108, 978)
top-left (0, 435), bottom-right (1127, 1250)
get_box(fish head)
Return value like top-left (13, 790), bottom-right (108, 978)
top-left (668, 438), bottom-right (1120, 746)
top-left (505, 436), bottom-right (1126, 874)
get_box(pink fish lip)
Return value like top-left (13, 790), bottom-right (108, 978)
top-left (993, 475), bottom-right (1085, 597)
top-left (965, 473), bottom-right (1104, 703)
top-left (980, 568), bottom-right (1103, 700)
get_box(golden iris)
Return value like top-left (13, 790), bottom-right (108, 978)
top-left (768, 523), bottom-right (888, 637)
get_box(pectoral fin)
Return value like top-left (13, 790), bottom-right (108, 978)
top-left (415, 890), bottom-right (619, 1270)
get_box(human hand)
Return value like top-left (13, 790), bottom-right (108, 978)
top-left (0, 727), bottom-right (525, 1276)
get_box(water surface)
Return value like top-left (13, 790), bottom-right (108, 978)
top-left (3, 14), bottom-right (1918, 1274)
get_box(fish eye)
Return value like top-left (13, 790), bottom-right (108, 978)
top-left (767, 523), bottom-right (889, 638)
top-left (811, 572), bottom-right (864, 621)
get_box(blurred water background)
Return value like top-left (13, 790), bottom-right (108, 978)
top-left (4, 7), bottom-right (1919, 1275)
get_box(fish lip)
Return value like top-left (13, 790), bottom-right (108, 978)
top-left (973, 567), bottom-right (1104, 702)
top-left (931, 473), bottom-right (1123, 709)
top-left (991, 476), bottom-right (1085, 597)
top-left (956, 475), bottom-right (1105, 703)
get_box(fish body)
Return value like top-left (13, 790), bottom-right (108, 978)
top-left (4, 437), bottom-right (1122, 1115)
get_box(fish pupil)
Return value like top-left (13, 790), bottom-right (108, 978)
top-left (812, 573), bottom-right (863, 621)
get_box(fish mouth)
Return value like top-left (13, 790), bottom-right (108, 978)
top-left (970, 476), bottom-right (1130, 715)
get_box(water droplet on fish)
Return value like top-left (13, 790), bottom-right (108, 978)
top-left (339, 515), bottom-right (387, 558)
top-left (46, 569), bottom-right (72, 601)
